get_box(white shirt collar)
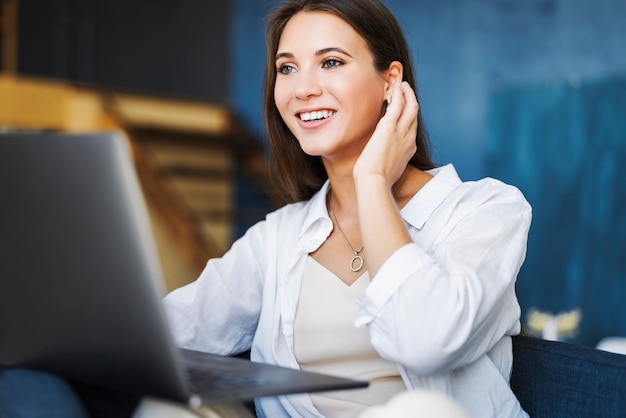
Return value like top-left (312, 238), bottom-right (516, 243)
top-left (401, 164), bottom-right (462, 229)
top-left (298, 180), bottom-right (332, 240)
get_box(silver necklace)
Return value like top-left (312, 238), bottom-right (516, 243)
top-left (328, 195), bottom-right (364, 272)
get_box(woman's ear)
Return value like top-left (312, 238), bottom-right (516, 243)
top-left (385, 61), bottom-right (404, 91)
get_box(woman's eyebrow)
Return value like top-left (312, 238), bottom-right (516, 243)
top-left (315, 47), bottom-right (352, 57)
top-left (275, 47), bottom-right (353, 62)
top-left (275, 52), bottom-right (294, 61)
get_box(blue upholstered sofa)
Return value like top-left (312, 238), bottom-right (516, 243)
top-left (510, 335), bottom-right (626, 418)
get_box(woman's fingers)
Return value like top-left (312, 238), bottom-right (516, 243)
top-left (355, 82), bottom-right (419, 184)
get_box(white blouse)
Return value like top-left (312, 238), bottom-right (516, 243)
top-left (164, 164), bottom-right (532, 418)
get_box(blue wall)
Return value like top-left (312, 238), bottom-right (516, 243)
top-left (487, 78), bottom-right (626, 346)
top-left (230, 0), bottom-right (626, 346)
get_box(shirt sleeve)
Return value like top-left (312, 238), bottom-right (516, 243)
top-left (163, 218), bottom-right (268, 356)
top-left (355, 180), bottom-right (532, 376)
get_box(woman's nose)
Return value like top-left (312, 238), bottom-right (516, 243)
top-left (292, 71), bottom-right (322, 100)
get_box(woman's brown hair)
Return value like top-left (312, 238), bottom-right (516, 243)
top-left (264, 0), bottom-right (435, 203)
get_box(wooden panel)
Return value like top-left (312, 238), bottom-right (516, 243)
top-left (0, 74), bottom-right (108, 130)
top-left (110, 93), bottom-right (231, 135)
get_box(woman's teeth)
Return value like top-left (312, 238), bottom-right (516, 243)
top-left (299, 110), bottom-right (335, 122)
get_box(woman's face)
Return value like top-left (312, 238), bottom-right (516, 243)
top-left (274, 11), bottom-right (388, 161)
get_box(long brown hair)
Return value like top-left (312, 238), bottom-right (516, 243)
top-left (264, 0), bottom-right (434, 203)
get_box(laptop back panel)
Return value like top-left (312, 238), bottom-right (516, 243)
top-left (0, 132), bottom-right (190, 401)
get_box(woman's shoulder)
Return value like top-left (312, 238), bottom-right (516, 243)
top-left (463, 176), bottom-right (529, 206)
top-left (265, 182), bottom-right (329, 224)
top-left (422, 164), bottom-right (527, 204)
top-left (435, 165), bottom-right (525, 199)
top-left (262, 197), bottom-right (319, 230)
top-left (451, 176), bottom-right (532, 226)
top-left (423, 164), bottom-right (531, 217)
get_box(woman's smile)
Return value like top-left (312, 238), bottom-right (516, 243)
top-left (295, 108), bottom-right (337, 130)
top-left (298, 109), bottom-right (336, 122)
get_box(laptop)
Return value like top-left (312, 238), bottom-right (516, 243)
top-left (0, 131), bottom-right (368, 408)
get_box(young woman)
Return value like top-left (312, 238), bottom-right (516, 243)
top-left (164, 0), bottom-right (532, 417)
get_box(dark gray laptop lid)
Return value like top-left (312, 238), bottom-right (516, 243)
top-left (0, 132), bottom-right (190, 401)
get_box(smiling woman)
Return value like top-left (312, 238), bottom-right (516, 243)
top-left (164, 1), bottom-right (533, 417)
top-left (264, 0), bottom-right (433, 203)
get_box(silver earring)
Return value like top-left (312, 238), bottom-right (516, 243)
top-left (386, 94), bottom-right (392, 109)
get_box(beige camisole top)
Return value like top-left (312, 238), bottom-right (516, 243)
top-left (293, 256), bottom-right (406, 417)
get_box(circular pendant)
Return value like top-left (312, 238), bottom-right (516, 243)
top-left (350, 254), bottom-right (364, 272)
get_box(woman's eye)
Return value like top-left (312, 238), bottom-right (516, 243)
top-left (277, 64), bottom-right (296, 74)
top-left (323, 59), bottom-right (342, 68)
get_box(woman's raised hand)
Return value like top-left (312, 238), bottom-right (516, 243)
top-left (353, 81), bottom-right (419, 189)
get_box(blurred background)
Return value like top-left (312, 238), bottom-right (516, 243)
top-left (1, 0), bottom-right (624, 349)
